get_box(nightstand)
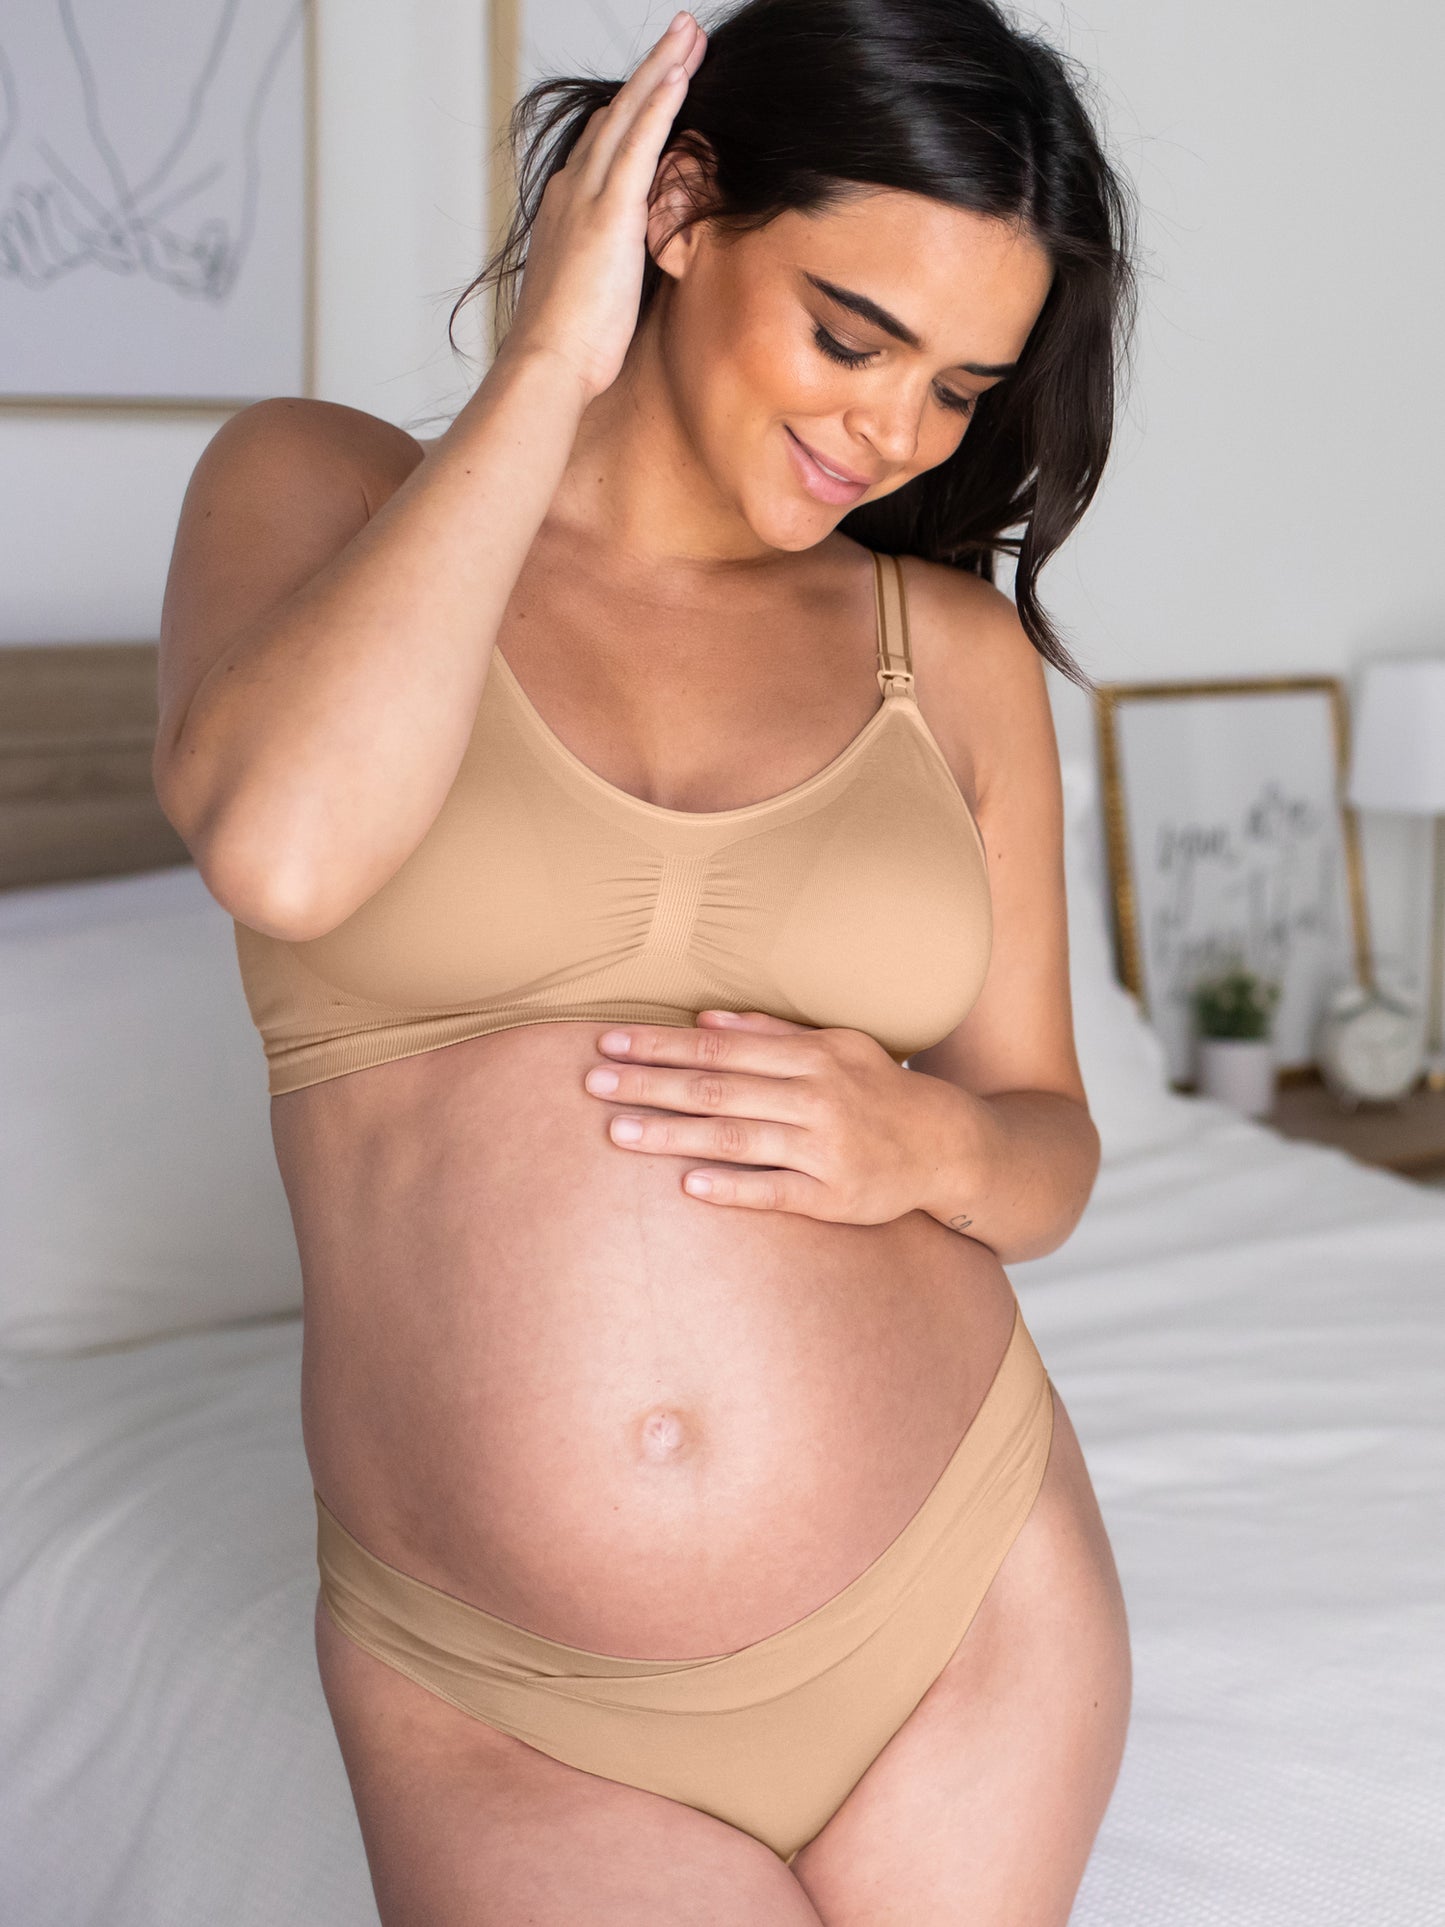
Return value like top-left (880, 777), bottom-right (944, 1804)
top-left (1265, 1073), bottom-right (1445, 1182)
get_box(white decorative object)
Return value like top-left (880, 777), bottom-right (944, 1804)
top-left (1315, 981), bottom-right (1427, 1108)
top-left (1195, 1037), bottom-right (1278, 1117)
top-left (1346, 657), bottom-right (1445, 1087)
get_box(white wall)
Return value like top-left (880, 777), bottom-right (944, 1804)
top-left (2, 0), bottom-right (1438, 995)
top-left (1021, 0), bottom-right (1445, 992)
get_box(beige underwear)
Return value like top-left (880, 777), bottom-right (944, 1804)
top-left (316, 1298), bottom-right (1055, 1865)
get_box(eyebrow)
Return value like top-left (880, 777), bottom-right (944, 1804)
top-left (803, 272), bottom-right (1018, 378)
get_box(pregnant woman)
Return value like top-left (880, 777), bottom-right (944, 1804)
top-left (155, 3), bottom-right (1137, 1919)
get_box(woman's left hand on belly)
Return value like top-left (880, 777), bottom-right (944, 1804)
top-left (580, 1010), bottom-right (945, 1225)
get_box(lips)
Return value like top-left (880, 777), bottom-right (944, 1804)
top-left (784, 426), bottom-right (875, 506)
top-left (790, 431), bottom-right (871, 487)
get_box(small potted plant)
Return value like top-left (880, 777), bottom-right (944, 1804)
top-left (1191, 966), bottom-right (1282, 1117)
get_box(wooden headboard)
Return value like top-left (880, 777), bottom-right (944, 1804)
top-left (0, 643), bottom-right (190, 891)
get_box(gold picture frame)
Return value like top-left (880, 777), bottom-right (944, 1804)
top-left (1102, 674), bottom-right (1371, 1094)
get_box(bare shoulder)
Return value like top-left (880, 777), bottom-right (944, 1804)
top-left (196, 395), bottom-right (427, 509)
top-left (156, 399), bottom-right (428, 774)
top-left (899, 552), bottom-right (1045, 702)
top-left (896, 553), bottom-right (1057, 816)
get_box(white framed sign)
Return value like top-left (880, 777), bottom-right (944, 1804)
top-left (1095, 678), bottom-right (1370, 1086)
top-left (0, 0), bottom-right (314, 408)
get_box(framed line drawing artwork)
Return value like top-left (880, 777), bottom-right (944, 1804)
top-left (0, 0), bottom-right (316, 409)
top-left (1094, 677), bottom-right (1371, 1088)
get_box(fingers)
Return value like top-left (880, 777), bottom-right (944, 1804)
top-left (695, 1009), bottom-right (819, 1035)
top-left (681, 1165), bottom-right (825, 1215)
top-left (604, 1104), bottom-right (806, 1171)
top-left (571, 12), bottom-right (706, 183)
top-left (585, 1061), bottom-right (815, 1128)
top-left (569, 16), bottom-right (695, 168)
top-left (593, 1021), bottom-right (821, 1077)
top-left (605, 59), bottom-right (692, 196)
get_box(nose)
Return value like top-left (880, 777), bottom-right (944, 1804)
top-left (849, 387), bottom-right (923, 471)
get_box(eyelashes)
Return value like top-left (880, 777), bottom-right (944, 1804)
top-left (811, 324), bottom-right (976, 419)
top-left (811, 323), bottom-right (872, 369)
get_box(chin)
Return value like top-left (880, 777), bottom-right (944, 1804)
top-left (734, 472), bottom-right (848, 554)
top-left (753, 512), bottom-right (837, 553)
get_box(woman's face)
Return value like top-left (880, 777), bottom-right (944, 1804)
top-left (649, 184), bottom-right (1056, 552)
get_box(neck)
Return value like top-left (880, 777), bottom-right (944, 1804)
top-left (543, 291), bottom-right (775, 579)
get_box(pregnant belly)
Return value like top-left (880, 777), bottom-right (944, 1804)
top-left (271, 1019), bottom-right (1017, 1658)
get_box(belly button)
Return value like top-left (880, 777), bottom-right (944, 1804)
top-left (636, 1407), bottom-right (693, 1463)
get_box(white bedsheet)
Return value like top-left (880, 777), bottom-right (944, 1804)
top-left (2, 1095), bottom-right (1442, 1926)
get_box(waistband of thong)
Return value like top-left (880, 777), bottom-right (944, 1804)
top-left (314, 1297), bottom-right (1054, 1712)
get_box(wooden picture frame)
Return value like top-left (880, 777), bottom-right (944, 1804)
top-left (488, 0), bottom-right (522, 329)
top-left (1094, 677), bottom-right (1371, 1088)
top-left (0, 0), bottom-right (317, 410)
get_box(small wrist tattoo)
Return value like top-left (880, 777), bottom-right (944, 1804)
top-left (947, 1210), bottom-right (974, 1234)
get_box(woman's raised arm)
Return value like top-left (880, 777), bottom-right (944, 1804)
top-left (154, 11), bottom-right (708, 942)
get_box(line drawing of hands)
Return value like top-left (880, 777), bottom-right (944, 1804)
top-left (0, 2), bottom-right (133, 285)
top-left (0, 0), bottom-right (305, 300)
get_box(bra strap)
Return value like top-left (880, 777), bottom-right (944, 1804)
top-left (871, 551), bottom-right (915, 698)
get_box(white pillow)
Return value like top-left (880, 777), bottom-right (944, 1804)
top-left (0, 864), bottom-right (301, 1355)
top-left (1059, 753), bottom-right (1205, 1162)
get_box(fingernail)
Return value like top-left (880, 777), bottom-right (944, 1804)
top-left (685, 1173), bottom-right (712, 1195)
top-left (585, 1068), bottom-right (619, 1094)
top-left (600, 1030), bottom-right (631, 1052)
top-left (612, 1117), bottom-right (644, 1142)
top-left (668, 11), bottom-right (689, 30)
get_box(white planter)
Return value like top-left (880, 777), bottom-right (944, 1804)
top-left (1196, 1037), bottom-right (1277, 1117)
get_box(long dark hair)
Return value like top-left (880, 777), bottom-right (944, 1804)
top-left (452, 0), bottom-right (1138, 692)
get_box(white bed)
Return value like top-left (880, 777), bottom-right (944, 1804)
top-left (2, 755), bottom-right (1442, 1926)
